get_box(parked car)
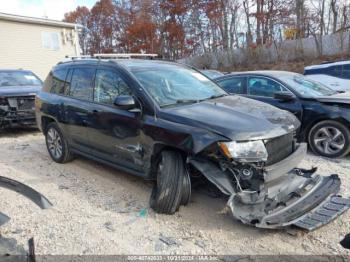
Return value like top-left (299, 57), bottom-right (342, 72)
top-left (36, 59), bottom-right (350, 230)
top-left (200, 69), bottom-right (225, 79)
top-left (0, 69), bottom-right (42, 128)
top-left (215, 70), bottom-right (350, 158)
top-left (304, 60), bottom-right (350, 91)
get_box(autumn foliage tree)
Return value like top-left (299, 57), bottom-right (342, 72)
top-left (64, 6), bottom-right (91, 54)
top-left (64, 0), bottom-right (350, 58)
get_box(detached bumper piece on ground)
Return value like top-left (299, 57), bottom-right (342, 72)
top-left (0, 176), bottom-right (52, 226)
top-left (0, 176), bottom-right (52, 258)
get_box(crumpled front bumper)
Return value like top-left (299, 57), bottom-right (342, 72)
top-left (228, 172), bottom-right (350, 231)
top-left (0, 103), bottom-right (36, 127)
top-left (190, 143), bottom-right (350, 231)
top-left (228, 143), bottom-right (350, 231)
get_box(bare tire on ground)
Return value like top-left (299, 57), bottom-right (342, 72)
top-left (308, 120), bottom-right (350, 158)
top-left (45, 122), bottom-right (74, 163)
top-left (150, 150), bottom-right (191, 214)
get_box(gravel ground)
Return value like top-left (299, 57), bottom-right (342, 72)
top-left (0, 129), bottom-right (350, 255)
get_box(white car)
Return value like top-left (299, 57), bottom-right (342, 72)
top-left (304, 60), bottom-right (350, 91)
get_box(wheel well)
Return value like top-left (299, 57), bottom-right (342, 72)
top-left (41, 116), bottom-right (55, 134)
top-left (149, 144), bottom-right (188, 179)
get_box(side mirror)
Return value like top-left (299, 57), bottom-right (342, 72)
top-left (274, 91), bottom-right (295, 102)
top-left (113, 95), bottom-right (137, 110)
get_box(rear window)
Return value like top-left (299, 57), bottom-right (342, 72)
top-left (0, 71), bottom-right (42, 87)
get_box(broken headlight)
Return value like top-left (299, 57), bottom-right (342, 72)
top-left (219, 140), bottom-right (268, 162)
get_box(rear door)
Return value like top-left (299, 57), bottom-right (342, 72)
top-left (62, 67), bottom-right (96, 153)
top-left (245, 76), bottom-right (303, 120)
top-left (87, 66), bottom-right (144, 173)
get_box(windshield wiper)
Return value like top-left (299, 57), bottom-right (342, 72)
top-left (162, 95), bottom-right (227, 108)
top-left (201, 93), bottom-right (228, 101)
top-left (160, 99), bottom-right (200, 108)
top-left (175, 99), bottom-right (200, 104)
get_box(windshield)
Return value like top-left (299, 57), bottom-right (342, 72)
top-left (131, 65), bottom-right (227, 107)
top-left (0, 71), bottom-right (42, 87)
top-left (280, 74), bottom-right (337, 97)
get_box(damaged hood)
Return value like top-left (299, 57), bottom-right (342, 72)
top-left (315, 92), bottom-right (350, 105)
top-left (160, 95), bottom-right (300, 141)
top-left (0, 85), bottom-right (41, 97)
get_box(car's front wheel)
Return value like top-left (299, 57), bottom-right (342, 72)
top-left (308, 120), bottom-right (350, 158)
top-left (45, 122), bottom-right (74, 163)
top-left (150, 150), bottom-right (191, 214)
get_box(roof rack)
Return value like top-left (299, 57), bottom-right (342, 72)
top-left (93, 53), bottom-right (158, 59)
top-left (59, 53), bottom-right (160, 65)
top-left (65, 55), bottom-right (93, 59)
top-left (58, 55), bottom-right (96, 64)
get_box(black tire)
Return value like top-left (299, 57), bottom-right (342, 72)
top-left (150, 151), bottom-right (190, 214)
top-left (180, 167), bottom-right (191, 206)
top-left (308, 120), bottom-right (350, 158)
top-left (45, 122), bottom-right (74, 163)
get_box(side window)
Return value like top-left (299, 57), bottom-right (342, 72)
top-left (217, 77), bottom-right (245, 94)
top-left (94, 69), bottom-right (132, 105)
top-left (342, 65), bottom-right (350, 79)
top-left (248, 77), bottom-right (288, 97)
top-left (50, 69), bottom-right (67, 94)
top-left (69, 68), bottom-right (95, 101)
top-left (63, 69), bottom-right (72, 95)
top-left (328, 65), bottom-right (342, 77)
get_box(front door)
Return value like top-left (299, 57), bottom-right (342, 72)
top-left (87, 67), bottom-right (144, 173)
top-left (245, 76), bottom-right (303, 120)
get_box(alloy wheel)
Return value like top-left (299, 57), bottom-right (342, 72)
top-left (313, 126), bottom-right (345, 155)
top-left (47, 128), bottom-right (63, 159)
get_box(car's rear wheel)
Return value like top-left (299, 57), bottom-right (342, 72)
top-left (150, 150), bottom-right (191, 214)
top-left (308, 120), bottom-right (350, 158)
top-left (45, 122), bottom-right (74, 163)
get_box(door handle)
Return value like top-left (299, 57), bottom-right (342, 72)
top-left (91, 109), bottom-right (99, 114)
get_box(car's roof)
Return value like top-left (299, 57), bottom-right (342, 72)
top-left (219, 70), bottom-right (300, 79)
top-left (201, 69), bottom-right (221, 72)
top-left (0, 69), bottom-right (34, 73)
top-left (305, 60), bottom-right (350, 70)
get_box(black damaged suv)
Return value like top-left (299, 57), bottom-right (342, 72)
top-left (36, 58), bottom-right (350, 230)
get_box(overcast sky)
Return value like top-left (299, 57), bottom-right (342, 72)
top-left (0, 0), bottom-right (96, 20)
